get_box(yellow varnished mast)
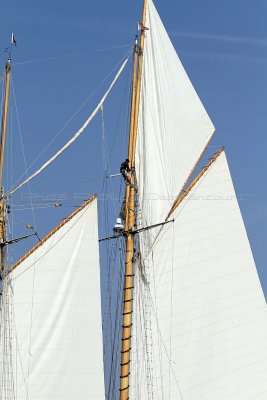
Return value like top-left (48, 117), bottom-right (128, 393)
top-left (0, 56), bottom-right (11, 279)
top-left (120, 0), bottom-right (147, 398)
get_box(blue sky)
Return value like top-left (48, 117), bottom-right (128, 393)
top-left (0, 0), bottom-right (267, 296)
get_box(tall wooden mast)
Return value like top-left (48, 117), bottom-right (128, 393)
top-left (120, 0), bottom-right (147, 398)
top-left (0, 57), bottom-right (11, 279)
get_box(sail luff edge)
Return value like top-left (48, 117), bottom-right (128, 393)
top-left (166, 128), bottom-right (216, 221)
top-left (167, 146), bottom-right (224, 218)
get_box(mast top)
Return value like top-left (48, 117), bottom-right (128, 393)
top-left (4, 32), bottom-right (17, 66)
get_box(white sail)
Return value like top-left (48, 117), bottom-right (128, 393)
top-left (135, 0), bottom-right (215, 245)
top-left (131, 151), bottom-right (267, 399)
top-left (3, 196), bottom-right (105, 399)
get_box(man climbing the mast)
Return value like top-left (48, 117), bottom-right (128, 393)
top-left (120, 158), bottom-right (131, 185)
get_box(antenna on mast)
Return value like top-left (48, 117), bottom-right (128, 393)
top-left (4, 33), bottom-right (17, 62)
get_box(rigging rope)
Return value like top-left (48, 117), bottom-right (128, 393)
top-left (9, 277), bottom-right (30, 400)
top-left (8, 58), bottom-right (128, 196)
top-left (169, 224), bottom-right (175, 399)
top-left (11, 78), bottom-right (39, 392)
top-left (147, 279), bottom-right (184, 399)
top-left (14, 49), bottom-right (132, 189)
top-left (99, 61), bottom-right (133, 396)
top-left (11, 75), bottom-right (38, 230)
top-left (14, 44), bottom-right (131, 66)
top-left (11, 50), bottom-right (131, 189)
top-left (99, 102), bottom-right (125, 399)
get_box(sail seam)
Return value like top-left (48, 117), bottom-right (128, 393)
top-left (136, 151), bottom-right (225, 269)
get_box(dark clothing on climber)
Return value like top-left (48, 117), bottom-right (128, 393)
top-left (120, 159), bottom-right (130, 176)
top-left (120, 159), bottom-right (131, 185)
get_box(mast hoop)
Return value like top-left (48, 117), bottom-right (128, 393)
top-left (119, 385), bottom-right (130, 391)
top-left (121, 335), bottom-right (132, 341)
top-left (120, 373), bottom-right (131, 378)
top-left (123, 298), bottom-right (134, 303)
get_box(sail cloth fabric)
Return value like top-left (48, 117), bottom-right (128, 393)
top-left (135, 0), bottom-right (215, 246)
top-left (7, 197), bottom-right (105, 399)
top-left (130, 151), bottom-right (267, 399)
top-left (9, 58), bottom-right (128, 196)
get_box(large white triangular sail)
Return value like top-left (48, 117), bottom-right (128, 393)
top-left (130, 151), bottom-right (267, 399)
top-left (135, 0), bottom-right (215, 246)
top-left (0, 196), bottom-right (105, 399)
